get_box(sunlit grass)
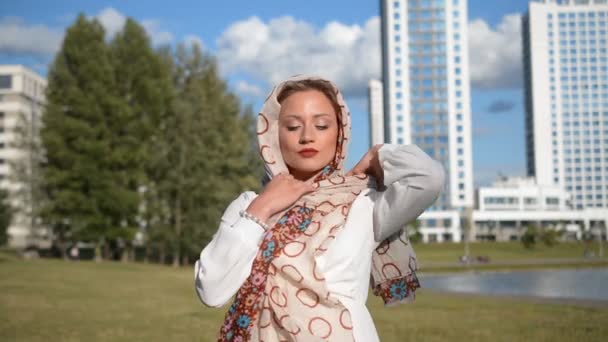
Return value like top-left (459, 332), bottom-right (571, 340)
top-left (415, 240), bottom-right (606, 263)
top-left (1, 255), bottom-right (606, 341)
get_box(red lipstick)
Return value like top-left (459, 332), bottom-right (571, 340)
top-left (298, 148), bottom-right (318, 158)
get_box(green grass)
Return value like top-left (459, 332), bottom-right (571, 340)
top-left (1, 256), bottom-right (607, 341)
top-left (415, 241), bottom-right (606, 263)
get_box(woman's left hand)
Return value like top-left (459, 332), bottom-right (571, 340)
top-left (346, 144), bottom-right (384, 186)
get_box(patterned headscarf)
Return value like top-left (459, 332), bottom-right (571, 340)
top-left (218, 75), bottom-right (419, 341)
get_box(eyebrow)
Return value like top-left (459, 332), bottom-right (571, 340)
top-left (282, 113), bottom-right (332, 119)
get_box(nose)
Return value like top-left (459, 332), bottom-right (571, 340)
top-left (299, 124), bottom-right (315, 144)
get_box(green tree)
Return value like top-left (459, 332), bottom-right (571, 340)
top-left (109, 18), bottom-right (174, 261)
top-left (41, 14), bottom-right (122, 259)
top-left (521, 225), bottom-right (538, 249)
top-left (0, 189), bottom-right (13, 246)
top-left (539, 227), bottom-right (563, 247)
top-left (152, 43), bottom-right (262, 266)
top-left (406, 219), bottom-right (423, 244)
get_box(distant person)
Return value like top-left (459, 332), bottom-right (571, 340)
top-left (194, 75), bottom-right (445, 341)
top-left (69, 244), bottom-right (79, 260)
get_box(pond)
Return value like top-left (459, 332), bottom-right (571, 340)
top-left (419, 268), bottom-right (608, 301)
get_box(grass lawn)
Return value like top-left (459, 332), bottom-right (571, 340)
top-left (415, 240), bottom-right (606, 263)
top-left (1, 253), bottom-right (607, 341)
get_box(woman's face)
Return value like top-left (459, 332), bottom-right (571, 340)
top-left (278, 89), bottom-right (339, 181)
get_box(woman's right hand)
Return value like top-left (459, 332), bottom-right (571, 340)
top-left (246, 173), bottom-right (317, 222)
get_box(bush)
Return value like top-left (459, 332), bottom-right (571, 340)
top-left (406, 220), bottom-right (423, 244)
top-left (521, 226), bottom-right (538, 249)
top-left (540, 229), bottom-right (563, 247)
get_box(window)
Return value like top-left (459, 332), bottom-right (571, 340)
top-left (0, 75), bottom-right (11, 89)
top-left (545, 197), bottom-right (559, 205)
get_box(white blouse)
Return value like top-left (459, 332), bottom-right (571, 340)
top-left (194, 144), bottom-right (445, 342)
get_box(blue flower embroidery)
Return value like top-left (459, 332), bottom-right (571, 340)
top-left (262, 241), bottom-right (276, 259)
top-left (278, 215), bottom-right (288, 225)
top-left (298, 218), bottom-right (311, 231)
top-left (237, 314), bottom-right (251, 328)
top-left (228, 300), bottom-right (238, 314)
top-left (321, 165), bottom-right (332, 175)
top-left (390, 280), bottom-right (407, 300)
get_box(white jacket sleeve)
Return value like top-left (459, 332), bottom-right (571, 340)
top-left (194, 191), bottom-right (265, 308)
top-left (371, 144), bottom-right (446, 242)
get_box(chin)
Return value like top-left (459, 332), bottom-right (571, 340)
top-left (287, 157), bottom-right (330, 175)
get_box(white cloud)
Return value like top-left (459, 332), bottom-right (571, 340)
top-left (217, 13), bottom-right (525, 95)
top-left (234, 80), bottom-right (264, 97)
top-left (0, 17), bottom-right (63, 56)
top-left (183, 34), bottom-right (204, 50)
top-left (96, 7), bottom-right (126, 38)
top-left (141, 19), bottom-right (173, 45)
top-left (95, 8), bottom-right (173, 45)
top-left (468, 14), bottom-right (523, 89)
top-left (216, 16), bottom-right (381, 97)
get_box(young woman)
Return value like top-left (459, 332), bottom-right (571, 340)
top-left (194, 75), bottom-right (445, 341)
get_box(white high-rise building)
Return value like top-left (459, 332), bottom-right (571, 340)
top-left (380, 0), bottom-right (474, 211)
top-left (368, 79), bottom-right (385, 147)
top-left (0, 65), bottom-right (47, 248)
top-left (523, 0), bottom-right (608, 210)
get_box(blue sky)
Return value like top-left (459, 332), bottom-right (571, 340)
top-left (0, 0), bottom-right (534, 187)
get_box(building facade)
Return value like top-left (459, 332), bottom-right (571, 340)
top-left (380, 0), bottom-right (474, 211)
top-left (523, 0), bottom-right (608, 209)
top-left (378, 0), bottom-right (474, 242)
top-left (368, 79), bottom-right (385, 147)
top-left (473, 176), bottom-right (607, 241)
top-left (0, 65), bottom-right (47, 248)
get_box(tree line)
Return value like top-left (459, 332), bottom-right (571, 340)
top-left (9, 14), bottom-right (262, 266)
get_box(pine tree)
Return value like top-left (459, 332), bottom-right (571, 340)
top-left (109, 18), bottom-right (173, 261)
top-left (41, 14), bottom-right (122, 259)
top-left (151, 43), bottom-right (262, 266)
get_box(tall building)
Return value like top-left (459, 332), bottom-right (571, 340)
top-left (523, 0), bottom-right (608, 209)
top-left (0, 65), bottom-right (47, 248)
top-left (368, 79), bottom-right (385, 147)
top-left (380, 0), bottom-right (474, 211)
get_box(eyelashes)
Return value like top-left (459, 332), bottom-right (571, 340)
top-left (286, 125), bottom-right (329, 131)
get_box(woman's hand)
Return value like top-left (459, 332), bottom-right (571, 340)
top-left (246, 173), bottom-right (317, 222)
top-left (346, 144), bottom-right (384, 187)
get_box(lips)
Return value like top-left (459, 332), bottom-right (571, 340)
top-left (298, 149), bottom-right (318, 158)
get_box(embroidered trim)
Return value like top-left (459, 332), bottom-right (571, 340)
top-left (372, 273), bottom-right (421, 306)
top-left (218, 205), bottom-right (314, 341)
